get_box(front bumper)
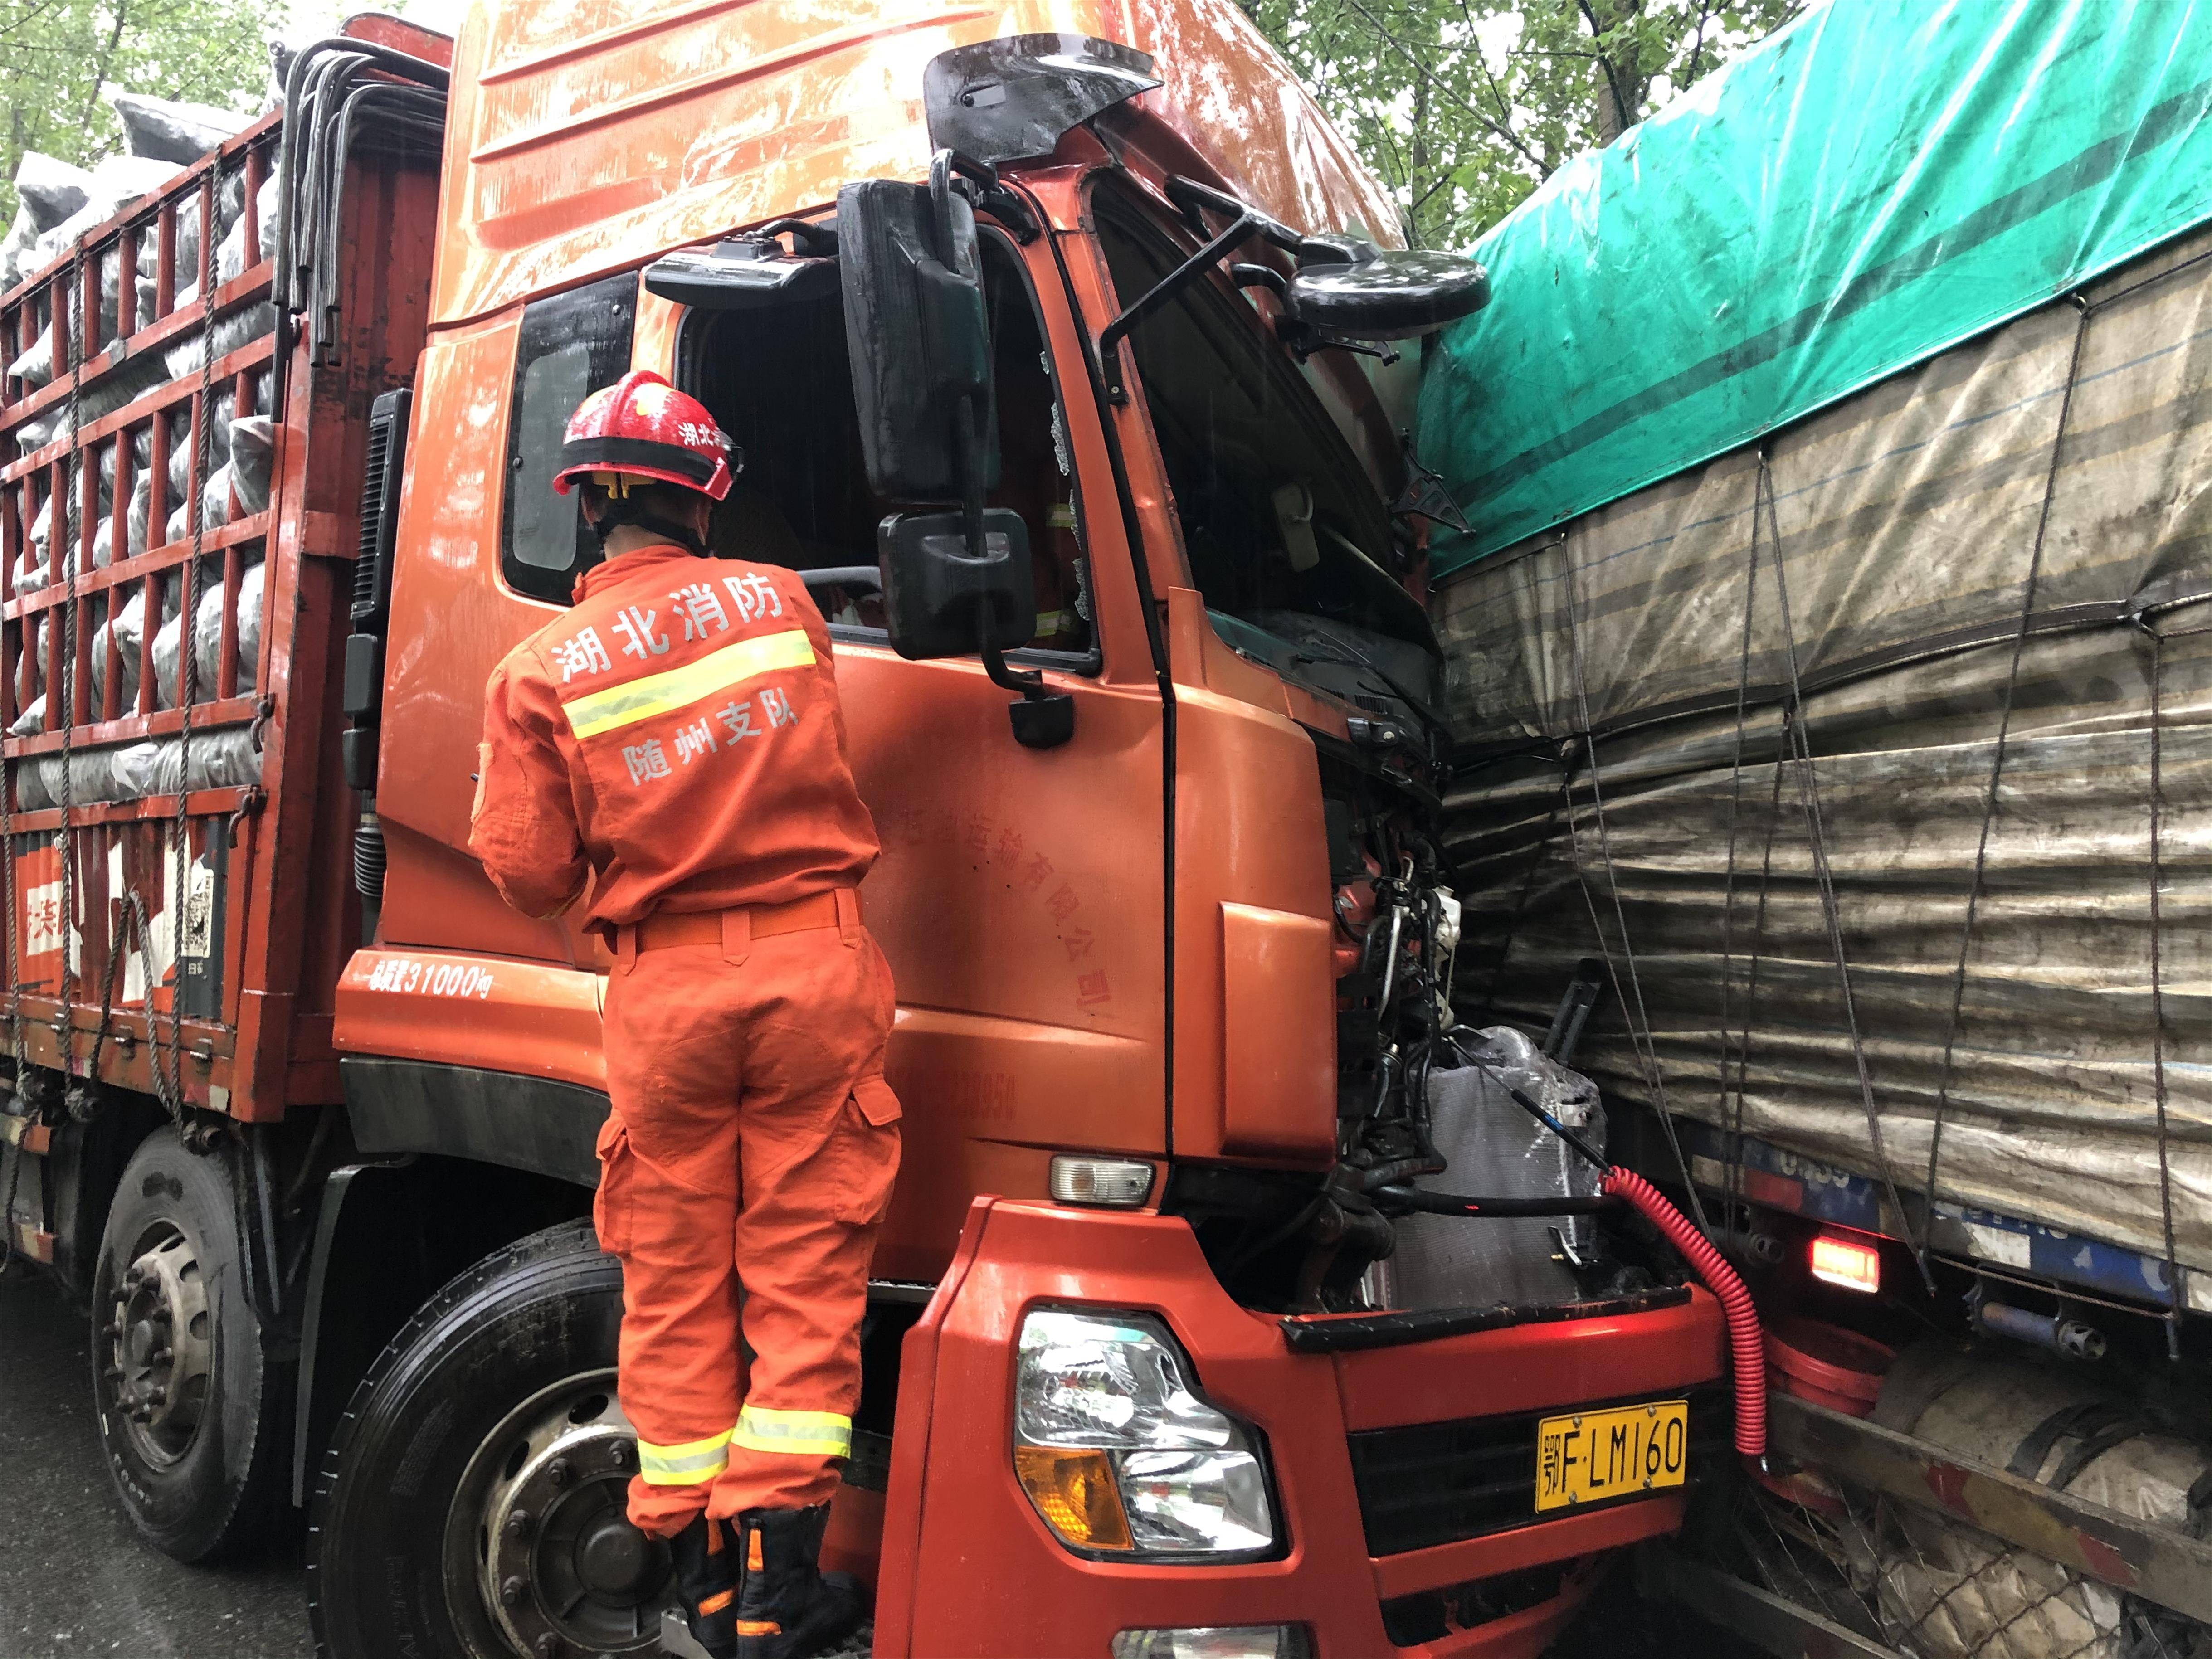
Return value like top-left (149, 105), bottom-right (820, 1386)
top-left (872, 1199), bottom-right (1729, 1657)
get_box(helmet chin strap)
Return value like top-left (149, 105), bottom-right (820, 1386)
top-left (588, 491), bottom-right (711, 558)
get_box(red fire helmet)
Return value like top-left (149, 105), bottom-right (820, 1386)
top-left (551, 369), bottom-right (736, 501)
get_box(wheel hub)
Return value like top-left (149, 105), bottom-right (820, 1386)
top-left (469, 1376), bottom-right (668, 1657)
top-left (102, 1226), bottom-right (212, 1466)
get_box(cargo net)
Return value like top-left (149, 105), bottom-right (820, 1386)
top-left (1723, 1483), bottom-right (2199, 1659)
top-left (0, 101), bottom-right (281, 1084)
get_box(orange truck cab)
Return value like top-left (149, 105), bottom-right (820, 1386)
top-left (0, 2), bottom-right (1727, 1654)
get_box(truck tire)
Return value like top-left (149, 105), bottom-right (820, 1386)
top-left (91, 1129), bottom-right (291, 1562)
top-left (307, 1219), bottom-right (667, 1659)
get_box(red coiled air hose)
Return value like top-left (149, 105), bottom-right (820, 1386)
top-left (1603, 1166), bottom-right (1766, 1459)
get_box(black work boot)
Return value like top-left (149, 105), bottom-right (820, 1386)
top-left (667, 1513), bottom-right (740, 1658)
top-left (731, 1505), bottom-right (863, 1658)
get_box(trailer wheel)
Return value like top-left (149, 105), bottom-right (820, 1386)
top-left (91, 1129), bottom-right (290, 1562)
top-left (307, 1219), bottom-right (669, 1659)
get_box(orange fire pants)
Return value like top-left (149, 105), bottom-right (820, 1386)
top-left (594, 887), bottom-right (901, 1537)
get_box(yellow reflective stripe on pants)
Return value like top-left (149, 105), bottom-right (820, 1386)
top-left (638, 1426), bottom-right (734, 1485)
top-left (732, 1405), bottom-right (852, 1458)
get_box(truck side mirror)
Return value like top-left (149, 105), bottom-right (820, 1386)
top-left (840, 158), bottom-right (1076, 751)
top-left (836, 173), bottom-right (999, 502)
top-left (1284, 245), bottom-right (1491, 340)
top-left (877, 508), bottom-right (1033, 660)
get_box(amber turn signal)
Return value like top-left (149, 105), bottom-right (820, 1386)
top-left (1014, 1445), bottom-right (1135, 1551)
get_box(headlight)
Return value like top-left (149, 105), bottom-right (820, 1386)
top-left (1014, 1309), bottom-right (1277, 1559)
top-left (1111, 1626), bottom-right (1312, 1659)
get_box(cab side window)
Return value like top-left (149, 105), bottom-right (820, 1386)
top-left (501, 271), bottom-right (639, 604)
top-left (680, 232), bottom-right (1093, 660)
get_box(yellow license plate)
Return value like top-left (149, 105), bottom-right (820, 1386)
top-left (1534, 1399), bottom-right (1689, 1512)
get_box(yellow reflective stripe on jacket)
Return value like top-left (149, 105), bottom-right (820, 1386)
top-left (732, 1405), bottom-right (852, 1458)
top-left (637, 1426), bottom-right (734, 1485)
top-left (561, 628), bottom-right (816, 739)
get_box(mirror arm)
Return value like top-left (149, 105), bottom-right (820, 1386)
top-left (979, 599), bottom-right (1076, 750)
top-left (1096, 209), bottom-right (1266, 404)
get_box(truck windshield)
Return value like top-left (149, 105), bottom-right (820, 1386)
top-left (1090, 178), bottom-right (1438, 708)
top-left (678, 230), bottom-right (1095, 662)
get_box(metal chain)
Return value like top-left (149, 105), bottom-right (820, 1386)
top-left (1757, 459), bottom-right (1934, 1294)
top-left (1921, 294), bottom-right (2092, 1281)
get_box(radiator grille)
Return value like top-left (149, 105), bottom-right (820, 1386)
top-left (1347, 1386), bottom-right (1730, 1556)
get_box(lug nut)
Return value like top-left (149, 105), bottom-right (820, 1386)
top-left (149, 1309), bottom-right (172, 1329)
top-left (151, 1346), bottom-right (172, 1364)
top-left (535, 1636), bottom-right (559, 1658)
top-left (546, 1458), bottom-right (571, 1489)
top-left (505, 1509), bottom-right (533, 1542)
top-left (147, 1386), bottom-right (166, 1405)
top-left (499, 1576), bottom-right (525, 1608)
top-left (609, 1441), bottom-right (633, 1469)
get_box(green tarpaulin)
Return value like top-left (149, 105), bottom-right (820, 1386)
top-left (1417, 0), bottom-right (2212, 577)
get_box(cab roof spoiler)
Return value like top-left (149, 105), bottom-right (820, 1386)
top-left (922, 34), bottom-right (1161, 167)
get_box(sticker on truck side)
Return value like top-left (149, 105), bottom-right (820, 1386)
top-left (362, 957), bottom-right (497, 999)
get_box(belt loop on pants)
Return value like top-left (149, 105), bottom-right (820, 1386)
top-left (719, 904), bottom-right (753, 968)
top-left (834, 886), bottom-right (862, 946)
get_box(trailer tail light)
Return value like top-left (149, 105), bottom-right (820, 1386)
top-left (1810, 1231), bottom-right (1881, 1293)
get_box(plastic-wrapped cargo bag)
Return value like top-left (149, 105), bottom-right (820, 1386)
top-left (162, 302), bottom-right (275, 379)
top-left (0, 153), bottom-right (96, 288)
top-left (9, 326), bottom-right (55, 389)
top-left (227, 417), bottom-right (273, 517)
top-left (151, 557), bottom-right (262, 705)
top-left (15, 153), bottom-right (93, 234)
top-left (32, 156), bottom-right (184, 268)
top-left (88, 587), bottom-right (164, 715)
top-left (1390, 1026), bottom-right (1608, 1311)
top-left (107, 91), bottom-right (253, 168)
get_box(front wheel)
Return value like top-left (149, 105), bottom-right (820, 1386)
top-left (307, 1220), bottom-right (670, 1659)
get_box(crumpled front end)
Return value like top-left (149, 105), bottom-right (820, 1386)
top-left (872, 1198), bottom-right (1728, 1657)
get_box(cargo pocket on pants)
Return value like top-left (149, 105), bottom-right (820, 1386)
top-left (593, 1117), bottom-right (635, 1255)
top-left (833, 1076), bottom-right (902, 1226)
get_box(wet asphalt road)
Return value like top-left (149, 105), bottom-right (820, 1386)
top-left (0, 1268), bottom-right (310, 1659)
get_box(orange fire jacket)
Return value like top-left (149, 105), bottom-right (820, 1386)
top-left (469, 543), bottom-right (880, 939)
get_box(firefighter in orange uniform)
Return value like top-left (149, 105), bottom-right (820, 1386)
top-left (469, 370), bottom-right (897, 1659)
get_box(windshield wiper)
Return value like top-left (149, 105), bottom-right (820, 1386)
top-left (1285, 642), bottom-right (1454, 757)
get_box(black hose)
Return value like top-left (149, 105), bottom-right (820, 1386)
top-left (1376, 1184), bottom-right (1622, 1217)
top-left (1442, 1034), bottom-right (1611, 1173)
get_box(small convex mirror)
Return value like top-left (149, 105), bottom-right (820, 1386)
top-left (1287, 247), bottom-right (1490, 341)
